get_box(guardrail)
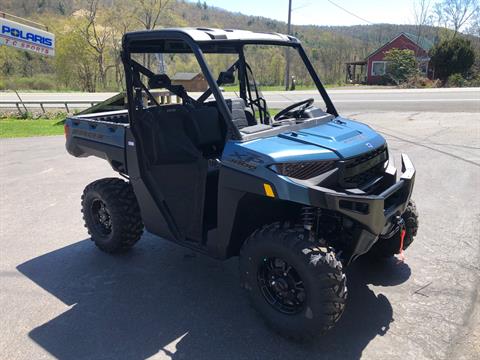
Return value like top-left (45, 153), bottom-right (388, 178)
top-left (0, 100), bottom-right (102, 113)
top-left (0, 90), bottom-right (180, 115)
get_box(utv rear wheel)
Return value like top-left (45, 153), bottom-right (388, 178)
top-left (240, 222), bottom-right (347, 341)
top-left (81, 178), bottom-right (143, 253)
top-left (369, 200), bottom-right (419, 259)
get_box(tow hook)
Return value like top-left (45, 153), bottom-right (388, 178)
top-left (396, 216), bottom-right (406, 262)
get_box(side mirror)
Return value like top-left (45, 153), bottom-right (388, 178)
top-left (218, 71), bottom-right (235, 85)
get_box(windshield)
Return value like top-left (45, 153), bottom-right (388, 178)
top-left (126, 39), bottom-right (335, 132)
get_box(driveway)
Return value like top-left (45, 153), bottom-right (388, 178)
top-left (0, 111), bottom-right (479, 359)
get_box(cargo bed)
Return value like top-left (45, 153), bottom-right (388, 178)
top-left (65, 110), bottom-right (130, 173)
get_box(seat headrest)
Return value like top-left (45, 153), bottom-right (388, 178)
top-left (148, 74), bottom-right (171, 89)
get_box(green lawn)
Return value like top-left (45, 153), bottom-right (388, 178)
top-left (0, 110), bottom-right (281, 138)
top-left (0, 118), bottom-right (65, 138)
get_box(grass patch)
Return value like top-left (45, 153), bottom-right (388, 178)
top-left (0, 109), bottom-right (279, 138)
top-left (269, 109), bottom-right (280, 116)
top-left (0, 116), bottom-right (66, 138)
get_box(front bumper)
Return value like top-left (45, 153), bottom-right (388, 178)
top-left (309, 153), bottom-right (415, 236)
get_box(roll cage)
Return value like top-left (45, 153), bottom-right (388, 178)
top-left (121, 28), bottom-right (338, 141)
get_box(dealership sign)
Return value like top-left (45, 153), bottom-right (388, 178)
top-left (0, 17), bottom-right (55, 56)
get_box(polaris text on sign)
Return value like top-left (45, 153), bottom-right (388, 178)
top-left (0, 17), bottom-right (55, 56)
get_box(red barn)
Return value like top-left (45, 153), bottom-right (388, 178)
top-left (346, 33), bottom-right (434, 85)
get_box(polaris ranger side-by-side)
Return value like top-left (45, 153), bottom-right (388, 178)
top-left (65, 28), bottom-right (419, 340)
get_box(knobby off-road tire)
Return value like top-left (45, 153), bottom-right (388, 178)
top-left (240, 222), bottom-right (347, 341)
top-left (369, 200), bottom-right (419, 259)
top-left (81, 178), bottom-right (144, 253)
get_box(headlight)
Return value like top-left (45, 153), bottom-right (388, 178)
top-left (270, 160), bottom-right (335, 180)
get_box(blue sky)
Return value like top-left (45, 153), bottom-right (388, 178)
top-left (203, 0), bottom-right (415, 26)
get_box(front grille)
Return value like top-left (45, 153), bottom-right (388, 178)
top-left (344, 162), bottom-right (385, 185)
top-left (345, 145), bottom-right (387, 169)
top-left (276, 160), bottom-right (335, 180)
top-left (342, 145), bottom-right (388, 186)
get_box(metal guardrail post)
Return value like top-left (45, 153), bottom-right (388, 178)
top-left (40, 103), bottom-right (45, 113)
top-left (14, 90), bottom-right (28, 114)
top-left (65, 103), bottom-right (69, 112)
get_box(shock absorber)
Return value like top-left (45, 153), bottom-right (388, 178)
top-left (301, 206), bottom-right (315, 231)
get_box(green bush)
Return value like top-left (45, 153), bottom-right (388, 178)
top-left (430, 38), bottom-right (475, 81)
top-left (401, 76), bottom-right (441, 88)
top-left (384, 49), bottom-right (419, 85)
top-left (0, 75), bottom-right (58, 91)
top-left (466, 75), bottom-right (480, 87)
top-left (447, 73), bottom-right (466, 87)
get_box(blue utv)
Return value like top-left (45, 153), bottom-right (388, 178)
top-left (65, 28), bottom-right (419, 340)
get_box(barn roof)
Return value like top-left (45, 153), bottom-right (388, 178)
top-left (171, 72), bottom-right (201, 81)
top-left (366, 32), bottom-right (434, 60)
top-left (403, 32), bottom-right (434, 51)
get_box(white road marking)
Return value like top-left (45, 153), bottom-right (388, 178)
top-left (267, 98), bottom-right (480, 103)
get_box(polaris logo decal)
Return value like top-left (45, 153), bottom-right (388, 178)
top-left (1, 26), bottom-right (53, 46)
top-left (225, 151), bottom-right (265, 170)
top-left (365, 142), bottom-right (374, 148)
top-left (0, 18), bottom-right (55, 56)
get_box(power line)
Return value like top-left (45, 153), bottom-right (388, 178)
top-left (292, 1), bottom-right (311, 11)
top-left (326, 0), bottom-right (374, 25)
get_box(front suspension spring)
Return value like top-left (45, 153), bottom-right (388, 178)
top-left (301, 206), bottom-right (315, 231)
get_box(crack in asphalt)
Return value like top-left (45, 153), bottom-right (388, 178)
top-left (376, 128), bottom-right (480, 167)
top-left (445, 244), bottom-right (480, 359)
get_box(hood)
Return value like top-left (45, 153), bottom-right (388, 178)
top-left (277, 117), bottom-right (385, 159)
top-left (237, 117), bottom-right (386, 163)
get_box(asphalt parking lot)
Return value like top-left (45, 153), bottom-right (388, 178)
top-left (1, 111), bottom-right (479, 359)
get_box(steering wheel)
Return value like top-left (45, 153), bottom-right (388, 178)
top-left (274, 98), bottom-right (314, 121)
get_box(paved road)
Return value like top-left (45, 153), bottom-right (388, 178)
top-left (267, 88), bottom-right (480, 113)
top-left (1, 111), bottom-right (479, 359)
top-left (1, 87), bottom-right (478, 113)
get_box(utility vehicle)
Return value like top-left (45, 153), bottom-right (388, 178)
top-left (65, 28), bottom-right (419, 340)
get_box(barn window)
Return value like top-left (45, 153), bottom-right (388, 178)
top-left (371, 61), bottom-right (386, 76)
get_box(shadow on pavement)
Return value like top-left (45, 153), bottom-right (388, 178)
top-left (17, 235), bottom-right (410, 360)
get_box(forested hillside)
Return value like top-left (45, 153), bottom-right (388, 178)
top-left (1, 0), bottom-right (478, 91)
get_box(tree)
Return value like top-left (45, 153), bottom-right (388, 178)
top-left (433, 0), bottom-right (479, 35)
top-left (465, 7), bottom-right (480, 36)
top-left (135, 0), bottom-right (171, 30)
top-left (80, 0), bottom-right (114, 89)
top-left (430, 37), bottom-right (475, 80)
top-left (384, 49), bottom-right (419, 85)
top-left (413, 0), bottom-right (433, 51)
top-left (56, 22), bottom-right (99, 91)
top-left (133, 0), bottom-right (172, 68)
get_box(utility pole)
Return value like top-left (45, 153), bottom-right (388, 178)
top-left (284, 0), bottom-right (292, 91)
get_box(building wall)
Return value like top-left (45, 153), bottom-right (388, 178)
top-left (366, 35), bottom-right (429, 85)
top-left (172, 74), bottom-right (208, 92)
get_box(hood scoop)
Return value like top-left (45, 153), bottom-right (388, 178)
top-left (277, 118), bottom-right (385, 159)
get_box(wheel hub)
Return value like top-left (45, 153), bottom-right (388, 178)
top-left (257, 257), bottom-right (306, 314)
top-left (91, 199), bottom-right (112, 235)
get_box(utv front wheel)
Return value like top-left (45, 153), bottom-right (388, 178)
top-left (240, 223), bottom-right (347, 340)
top-left (81, 178), bottom-right (143, 253)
